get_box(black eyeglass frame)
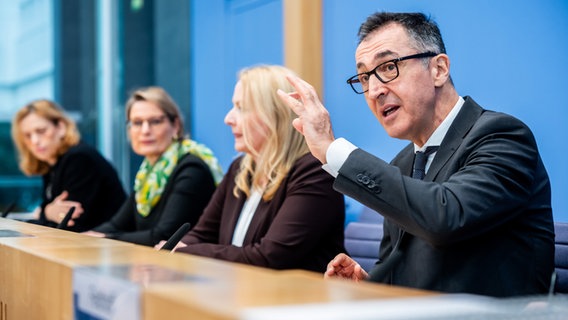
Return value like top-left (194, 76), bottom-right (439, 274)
top-left (346, 51), bottom-right (438, 94)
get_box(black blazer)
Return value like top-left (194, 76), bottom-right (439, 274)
top-left (39, 142), bottom-right (127, 232)
top-left (334, 97), bottom-right (555, 297)
top-left (94, 153), bottom-right (216, 246)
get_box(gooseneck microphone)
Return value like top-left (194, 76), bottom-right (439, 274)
top-left (57, 207), bottom-right (76, 229)
top-left (161, 222), bottom-right (191, 251)
top-left (1, 202), bottom-right (16, 218)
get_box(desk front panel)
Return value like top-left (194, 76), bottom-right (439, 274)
top-left (0, 218), bottom-right (433, 320)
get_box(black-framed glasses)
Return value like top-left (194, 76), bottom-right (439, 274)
top-left (346, 51), bottom-right (437, 94)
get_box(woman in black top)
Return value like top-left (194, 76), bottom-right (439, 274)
top-left (85, 87), bottom-right (223, 246)
top-left (11, 99), bottom-right (127, 232)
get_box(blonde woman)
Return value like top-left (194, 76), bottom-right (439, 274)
top-left (174, 65), bottom-right (345, 272)
top-left (86, 87), bottom-right (223, 246)
top-left (11, 100), bottom-right (126, 231)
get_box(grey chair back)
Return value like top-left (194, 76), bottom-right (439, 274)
top-left (554, 222), bottom-right (568, 293)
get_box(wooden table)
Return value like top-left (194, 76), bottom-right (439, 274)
top-left (0, 218), bottom-right (433, 320)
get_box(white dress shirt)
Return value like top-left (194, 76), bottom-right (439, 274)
top-left (323, 96), bottom-right (465, 177)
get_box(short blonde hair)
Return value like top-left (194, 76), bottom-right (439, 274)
top-left (11, 99), bottom-right (80, 176)
top-left (125, 86), bottom-right (186, 140)
top-left (233, 65), bottom-right (309, 201)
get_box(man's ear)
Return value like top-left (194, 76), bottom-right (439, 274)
top-left (431, 54), bottom-right (451, 87)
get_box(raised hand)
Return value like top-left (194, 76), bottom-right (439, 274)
top-left (277, 75), bottom-right (335, 164)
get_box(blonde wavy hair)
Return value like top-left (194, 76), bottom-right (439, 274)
top-left (11, 99), bottom-right (80, 176)
top-left (233, 65), bottom-right (309, 201)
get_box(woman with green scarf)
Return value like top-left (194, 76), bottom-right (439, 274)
top-left (84, 87), bottom-right (223, 246)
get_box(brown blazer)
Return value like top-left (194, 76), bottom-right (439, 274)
top-left (178, 153), bottom-right (345, 272)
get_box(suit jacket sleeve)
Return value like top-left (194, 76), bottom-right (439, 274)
top-left (334, 106), bottom-right (549, 247)
top-left (92, 194), bottom-right (137, 234)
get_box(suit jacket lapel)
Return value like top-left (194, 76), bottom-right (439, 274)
top-left (392, 143), bottom-right (415, 177)
top-left (377, 97), bottom-right (485, 282)
top-left (426, 96), bottom-right (484, 181)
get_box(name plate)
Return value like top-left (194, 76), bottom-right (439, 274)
top-left (73, 266), bottom-right (141, 320)
top-left (74, 264), bottom-right (206, 319)
top-left (0, 229), bottom-right (34, 237)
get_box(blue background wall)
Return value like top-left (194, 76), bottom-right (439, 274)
top-left (190, 0), bottom-right (283, 171)
top-left (191, 0), bottom-right (568, 222)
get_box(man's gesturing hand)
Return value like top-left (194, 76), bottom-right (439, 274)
top-left (277, 75), bottom-right (335, 164)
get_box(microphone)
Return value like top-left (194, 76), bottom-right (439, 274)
top-left (1, 202), bottom-right (16, 218)
top-left (57, 207), bottom-right (75, 229)
top-left (161, 222), bottom-right (191, 251)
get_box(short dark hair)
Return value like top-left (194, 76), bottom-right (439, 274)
top-left (358, 12), bottom-right (447, 55)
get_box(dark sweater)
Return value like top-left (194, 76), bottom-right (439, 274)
top-left (93, 153), bottom-right (216, 246)
top-left (38, 142), bottom-right (127, 232)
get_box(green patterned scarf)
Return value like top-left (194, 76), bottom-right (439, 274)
top-left (134, 139), bottom-right (223, 217)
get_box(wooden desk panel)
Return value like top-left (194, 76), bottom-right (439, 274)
top-left (0, 218), bottom-right (433, 320)
top-left (143, 269), bottom-right (432, 320)
top-left (0, 218), bottom-right (135, 320)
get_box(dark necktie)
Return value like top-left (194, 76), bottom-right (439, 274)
top-left (412, 146), bottom-right (439, 180)
top-left (368, 145), bottom-right (441, 283)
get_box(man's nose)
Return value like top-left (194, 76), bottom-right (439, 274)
top-left (367, 74), bottom-right (388, 98)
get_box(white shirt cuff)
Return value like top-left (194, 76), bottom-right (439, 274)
top-left (321, 138), bottom-right (358, 178)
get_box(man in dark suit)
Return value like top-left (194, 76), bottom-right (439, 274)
top-left (277, 12), bottom-right (554, 297)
